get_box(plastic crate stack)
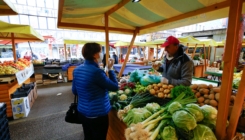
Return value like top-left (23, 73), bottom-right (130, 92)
top-left (0, 103), bottom-right (10, 140)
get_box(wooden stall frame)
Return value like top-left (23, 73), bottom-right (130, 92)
top-left (216, 0), bottom-right (243, 139)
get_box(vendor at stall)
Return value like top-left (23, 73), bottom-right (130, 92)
top-left (153, 36), bottom-right (193, 86)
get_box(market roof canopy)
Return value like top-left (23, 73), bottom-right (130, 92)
top-left (58, 0), bottom-right (245, 35)
top-left (0, 0), bottom-right (18, 15)
top-left (0, 20), bottom-right (44, 41)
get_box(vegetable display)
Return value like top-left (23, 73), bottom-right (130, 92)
top-left (147, 83), bottom-right (174, 98)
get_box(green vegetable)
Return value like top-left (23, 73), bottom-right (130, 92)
top-left (192, 124), bottom-right (217, 140)
top-left (123, 108), bottom-right (152, 126)
top-left (232, 78), bottom-right (240, 89)
top-left (124, 89), bottom-right (132, 94)
top-left (145, 102), bottom-right (160, 113)
top-left (118, 90), bottom-right (124, 94)
top-left (200, 105), bottom-right (217, 120)
top-left (199, 118), bottom-right (216, 130)
top-left (172, 110), bottom-right (197, 131)
top-left (161, 126), bottom-right (178, 140)
top-left (170, 85), bottom-right (195, 99)
top-left (168, 101), bottom-right (182, 115)
top-left (185, 103), bottom-right (204, 122)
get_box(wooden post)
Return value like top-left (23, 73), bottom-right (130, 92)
top-left (191, 44), bottom-right (197, 59)
top-left (215, 0), bottom-right (243, 139)
top-left (143, 46), bottom-right (146, 60)
top-left (227, 67), bottom-right (245, 139)
top-left (105, 14), bottom-right (109, 68)
top-left (11, 33), bottom-right (17, 61)
top-left (203, 44), bottom-right (207, 75)
top-left (64, 44), bottom-right (67, 60)
top-left (208, 45), bottom-right (211, 61)
top-left (118, 29), bottom-right (138, 78)
top-left (214, 47), bottom-right (217, 62)
top-left (185, 43), bottom-right (189, 54)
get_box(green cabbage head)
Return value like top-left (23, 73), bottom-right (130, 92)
top-left (172, 110), bottom-right (197, 131)
top-left (168, 101), bottom-right (182, 114)
top-left (200, 105), bottom-right (217, 120)
top-left (161, 126), bottom-right (178, 140)
top-left (192, 124), bottom-right (217, 140)
top-left (185, 103), bottom-right (204, 122)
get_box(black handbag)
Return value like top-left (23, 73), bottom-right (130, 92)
top-left (65, 95), bottom-right (83, 124)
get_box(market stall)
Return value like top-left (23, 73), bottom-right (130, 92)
top-left (0, 0), bottom-right (18, 16)
top-left (57, 0), bottom-right (245, 139)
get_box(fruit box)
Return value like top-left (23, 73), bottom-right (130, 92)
top-left (11, 97), bottom-right (30, 119)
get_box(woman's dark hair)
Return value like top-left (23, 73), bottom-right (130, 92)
top-left (82, 43), bottom-right (101, 60)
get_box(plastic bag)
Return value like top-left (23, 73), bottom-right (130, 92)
top-left (129, 69), bottom-right (145, 82)
top-left (140, 75), bottom-right (161, 86)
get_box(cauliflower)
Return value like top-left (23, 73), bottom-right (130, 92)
top-left (118, 90), bottom-right (124, 94)
top-left (124, 89), bottom-right (131, 94)
top-left (119, 94), bottom-right (127, 101)
top-left (109, 92), bottom-right (117, 98)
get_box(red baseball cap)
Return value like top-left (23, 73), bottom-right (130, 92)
top-left (161, 36), bottom-right (179, 47)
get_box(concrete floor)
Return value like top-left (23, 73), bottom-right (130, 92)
top-left (8, 83), bottom-right (84, 140)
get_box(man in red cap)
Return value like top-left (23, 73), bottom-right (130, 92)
top-left (153, 36), bottom-right (193, 86)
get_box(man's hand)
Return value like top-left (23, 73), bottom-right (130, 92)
top-left (152, 61), bottom-right (162, 71)
top-left (161, 77), bottom-right (169, 84)
top-left (108, 58), bottom-right (114, 70)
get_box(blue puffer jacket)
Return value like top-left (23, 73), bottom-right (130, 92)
top-left (72, 60), bottom-right (118, 117)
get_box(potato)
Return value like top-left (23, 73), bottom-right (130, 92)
top-left (213, 87), bottom-right (221, 93)
top-left (230, 95), bottom-right (236, 102)
top-left (197, 97), bottom-right (205, 103)
top-left (209, 100), bottom-right (218, 107)
top-left (209, 90), bottom-right (215, 95)
top-left (204, 94), bottom-right (209, 99)
top-left (199, 103), bottom-right (205, 106)
top-left (199, 88), bottom-right (209, 94)
top-left (153, 84), bottom-right (157, 87)
top-left (195, 92), bottom-right (201, 98)
top-left (159, 88), bottom-right (164, 92)
top-left (162, 85), bottom-right (168, 89)
top-left (164, 89), bottom-right (170, 94)
top-left (168, 85), bottom-right (174, 89)
top-left (198, 84), bottom-right (208, 89)
top-left (157, 83), bottom-right (162, 87)
top-left (215, 93), bottom-right (220, 101)
top-left (192, 89), bottom-right (197, 93)
top-left (154, 86), bottom-right (158, 91)
top-left (158, 92), bottom-right (164, 98)
top-left (209, 94), bottom-right (215, 100)
top-left (167, 94), bottom-right (171, 98)
top-left (150, 89), bottom-right (156, 95)
top-left (190, 84), bottom-right (198, 90)
top-left (208, 84), bottom-right (213, 89)
top-left (204, 99), bottom-right (210, 104)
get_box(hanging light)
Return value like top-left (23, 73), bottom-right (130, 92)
top-left (132, 0), bottom-right (141, 2)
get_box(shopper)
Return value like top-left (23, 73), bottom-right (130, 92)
top-left (153, 36), bottom-right (194, 86)
top-left (102, 53), bottom-right (110, 68)
top-left (72, 43), bottom-right (118, 140)
top-left (112, 52), bottom-right (118, 64)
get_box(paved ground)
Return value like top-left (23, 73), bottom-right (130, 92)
top-left (8, 83), bottom-right (84, 140)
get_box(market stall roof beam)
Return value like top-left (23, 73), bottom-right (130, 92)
top-left (0, 0), bottom-right (18, 16)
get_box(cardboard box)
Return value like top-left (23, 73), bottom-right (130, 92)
top-left (36, 80), bottom-right (43, 84)
top-left (43, 80), bottom-right (51, 85)
top-left (11, 97), bottom-right (30, 119)
top-left (50, 80), bottom-right (57, 84)
top-left (28, 90), bottom-right (34, 108)
top-left (33, 83), bottom-right (37, 99)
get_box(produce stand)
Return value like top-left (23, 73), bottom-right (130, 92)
top-left (57, 0), bottom-right (245, 139)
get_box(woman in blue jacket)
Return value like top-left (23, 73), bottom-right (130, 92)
top-left (72, 43), bottom-right (118, 140)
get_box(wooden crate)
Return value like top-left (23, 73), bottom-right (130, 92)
top-left (67, 66), bottom-right (77, 81)
top-left (107, 110), bottom-right (126, 140)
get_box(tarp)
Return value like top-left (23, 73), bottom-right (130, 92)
top-left (58, 0), bottom-right (245, 35)
top-left (0, 0), bottom-right (18, 15)
top-left (199, 39), bottom-right (218, 46)
top-left (0, 20), bottom-right (44, 41)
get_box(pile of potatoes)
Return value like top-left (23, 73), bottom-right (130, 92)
top-left (147, 83), bottom-right (174, 98)
top-left (190, 84), bottom-right (236, 109)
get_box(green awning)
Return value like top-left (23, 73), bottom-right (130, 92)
top-left (58, 0), bottom-right (245, 35)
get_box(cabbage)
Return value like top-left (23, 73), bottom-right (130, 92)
top-left (185, 103), bottom-right (204, 122)
top-left (172, 110), bottom-right (197, 131)
top-left (168, 101), bottom-right (182, 114)
top-left (192, 124), bottom-right (217, 140)
top-left (161, 126), bottom-right (178, 140)
top-left (123, 108), bottom-right (152, 126)
top-left (200, 105), bottom-right (217, 120)
top-left (200, 118), bottom-right (217, 130)
top-left (145, 102), bottom-right (160, 113)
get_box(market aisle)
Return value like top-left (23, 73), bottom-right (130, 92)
top-left (8, 83), bottom-right (84, 140)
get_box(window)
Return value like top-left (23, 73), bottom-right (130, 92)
top-left (27, 0), bottom-right (36, 6)
top-left (38, 17), bottom-right (47, 29)
top-left (45, 0), bottom-right (53, 8)
top-left (53, 0), bottom-right (58, 9)
top-left (29, 16), bottom-right (39, 28)
top-left (19, 15), bottom-right (29, 25)
top-left (47, 18), bottom-right (55, 29)
top-left (17, 0), bottom-right (26, 5)
top-left (9, 15), bottom-right (20, 24)
top-left (36, 0), bottom-right (45, 7)
top-left (0, 16), bottom-right (9, 22)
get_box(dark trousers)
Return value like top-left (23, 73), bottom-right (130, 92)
top-left (79, 113), bottom-right (109, 140)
